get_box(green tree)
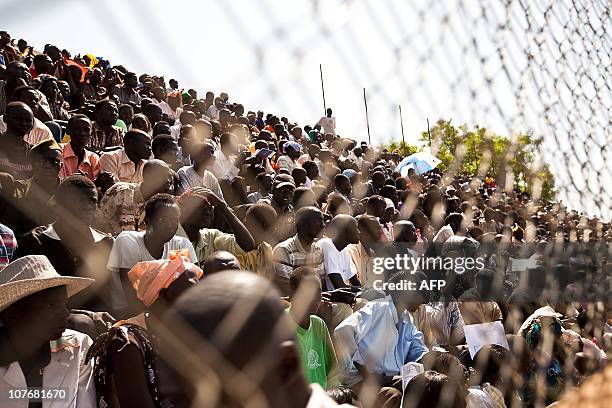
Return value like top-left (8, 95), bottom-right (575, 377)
top-left (380, 119), bottom-right (556, 201)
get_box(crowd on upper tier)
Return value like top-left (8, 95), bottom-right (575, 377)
top-left (0, 31), bottom-right (611, 408)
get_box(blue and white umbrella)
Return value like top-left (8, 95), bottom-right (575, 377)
top-left (395, 152), bottom-right (442, 176)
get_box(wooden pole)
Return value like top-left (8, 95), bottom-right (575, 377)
top-left (399, 105), bottom-right (406, 156)
top-left (319, 64), bottom-right (327, 115)
top-left (427, 118), bottom-right (432, 149)
top-left (363, 88), bottom-right (371, 145)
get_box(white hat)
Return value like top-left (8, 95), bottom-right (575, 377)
top-left (0, 255), bottom-right (93, 312)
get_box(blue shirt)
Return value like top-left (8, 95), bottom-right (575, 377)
top-left (334, 295), bottom-right (428, 384)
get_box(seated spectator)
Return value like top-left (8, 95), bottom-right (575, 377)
top-left (14, 175), bottom-right (113, 311)
top-left (201, 250), bottom-right (241, 275)
top-left (403, 370), bottom-right (467, 408)
top-left (273, 206), bottom-right (325, 295)
top-left (60, 114), bottom-right (100, 180)
top-left (262, 180), bottom-right (296, 242)
top-left (294, 186), bottom-right (318, 210)
top-left (152, 86), bottom-right (176, 119)
top-left (161, 271), bottom-right (345, 407)
top-left (0, 255), bottom-right (96, 406)
top-left (469, 345), bottom-right (511, 408)
top-left (111, 72), bottom-right (141, 105)
top-left (39, 76), bottom-right (69, 121)
top-left (118, 103), bottom-right (134, 129)
top-left (131, 113), bottom-right (152, 134)
top-left (319, 214), bottom-right (361, 290)
top-left (288, 266), bottom-right (340, 389)
top-left (247, 171), bottom-right (273, 203)
top-left (177, 124), bottom-right (195, 166)
top-left (210, 132), bottom-right (249, 205)
top-left (0, 102), bottom-right (35, 179)
top-left (334, 271), bottom-right (429, 386)
top-left (100, 129), bottom-right (151, 183)
top-left (458, 269), bottom-right (503, 325)
top-left (87, 257), bottom-right (202, 407)
top-left (152, 133), bottom-right (179, 170)
top-left (235, 202), bottom-right (277, 277)
top-left (0, 139), bottom-right (62, 234)
top-left (176, 187), bottom-right (255, 266)
top-left (96, 159), bottom-right (174, 235)
top-left (176, 141), bottom-right (224, 199)
top-left (277, 141), bottom-right (302, 173)
top-left (143, 102), bottom-right (163, 128)
top-left (0, 85), bottom-right (53, 145)
top-left (347, 214), bottom-right (384, 287)
top-left (107, 193), bottom-right (197, 317)
top-left (91, 99), bottom-right (124, 152)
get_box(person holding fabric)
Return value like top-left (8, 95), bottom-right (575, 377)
top-left (87, 257), bottom-right (202, 408)
top-left (0, 255), bottom-right (97, 408)
top-left (106, 193), bottom-right (197, 318)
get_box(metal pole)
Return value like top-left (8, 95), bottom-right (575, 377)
top-left (427, 118), bottom-right (432, 149)
top-left (363, 88), bottom-right (371, 145)
top-left (399, 105), bottom-right (406, 156)
top-left (319, 64), bottom-right (327, 115)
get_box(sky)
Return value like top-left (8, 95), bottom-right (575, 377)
top-left (1, 0), bottom-right (610, 219)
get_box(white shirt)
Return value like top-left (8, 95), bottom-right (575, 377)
top-left (433, 225), bottom-right (454, 243)
top-left (0, 329), bottom-right (96, 408)
top-left (317, 116), bottom-right (336, 136)
top-left (176, 165), bottom-right (225, 200)
top-left (318, 237), bottom-right (357, 289)
top-left (156, 99), bottom-right (176, 119)
top-left (107, 230), bottom-right (197, 311)
top-left (206, 105), bottom-right (219, 120)
top-left (276, 155), bottom-right (298, 173)
top-left (210, 150), bottom-right (239, 181)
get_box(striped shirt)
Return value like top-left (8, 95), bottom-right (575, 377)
top-left (90, 123), bottom-right (124, 153)
top-left (0, 116), bottom-right (54, 145)
top-left (272, 235), bottom-right (324, 280)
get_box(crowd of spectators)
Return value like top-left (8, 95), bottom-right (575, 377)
top-left (0, 31), bottom-right (610, 408)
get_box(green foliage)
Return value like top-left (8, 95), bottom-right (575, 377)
top-left (380, 119), bottom-right (556, 201)
top-left (382, 139), bottom-right (418, 156)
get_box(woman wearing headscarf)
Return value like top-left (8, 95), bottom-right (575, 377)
top-left (88, 255), bottom-right (202, 408)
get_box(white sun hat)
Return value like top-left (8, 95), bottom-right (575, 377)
top-left (0, 255), bottom-right (94, 312)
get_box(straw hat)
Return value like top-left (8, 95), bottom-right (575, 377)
top-left (0, 255), bottom-right (94, 312)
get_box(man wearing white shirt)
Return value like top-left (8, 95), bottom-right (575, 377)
top-left (317, 108), bottom-right (336, 137)
top-left (211, 132), bottom-right (240, 181)
top-left (320, 214), bottom-right (361, 290)
top-left (176, 141), bottom-right (225, 200)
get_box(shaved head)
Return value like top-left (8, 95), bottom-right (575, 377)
top-left (202, 251), bottom-right (240, 275)
top-left (161, 271), bottom-right (309, 407)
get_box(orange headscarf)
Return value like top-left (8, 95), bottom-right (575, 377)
top-left (128, 250), bottom-right (203, 307)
